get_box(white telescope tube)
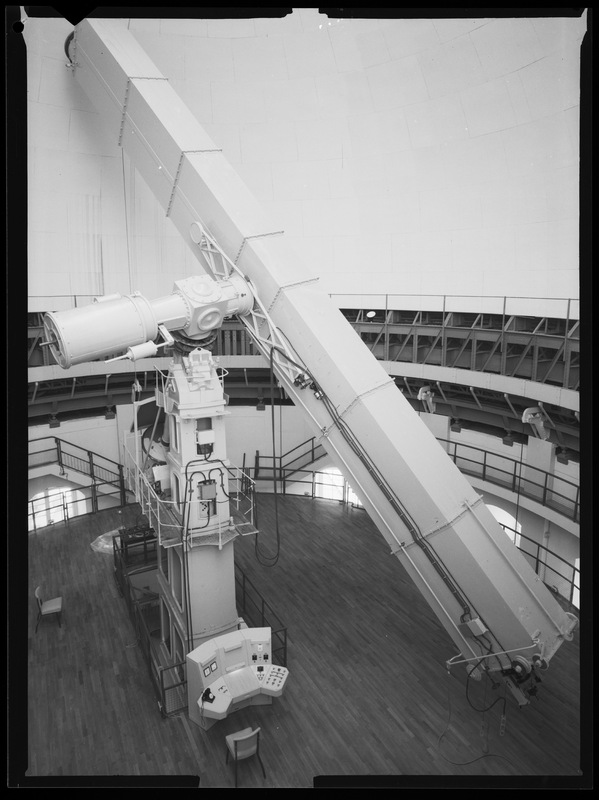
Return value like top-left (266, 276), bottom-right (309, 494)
top-left (43, 291), bottom-right (189, 368)
top-left (42, 276), bottom-right (253, 368)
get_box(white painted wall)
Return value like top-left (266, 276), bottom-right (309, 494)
top-left (27, 403), bottom-right (316, 474)
top-left (24, 10), bottom-right (586, 317)
top-left (224, 405), bottom-right (315, 470)
top-left (28, 416), bottom-right (122, 463)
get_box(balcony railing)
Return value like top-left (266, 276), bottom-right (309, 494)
top-left (28, 436), bottom-right (131, 531)
top-left (253, 435), bottom-right (579, 524)
top-left (439, 438), bottom-right (579, 523)
top-left (253, 436), bottom-right (326, 482)
top-left (501, 524), bottom-right (579, 610)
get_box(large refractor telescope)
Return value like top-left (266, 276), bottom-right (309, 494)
top-left (43, 273), bottom-right (253, 368)
top-left (41, 18), bottom-right (579, 710)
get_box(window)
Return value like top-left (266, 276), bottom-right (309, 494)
top-left (315, 468), bottom-right (344, 501)
top-left (314, 468), bottom-right (361, 506)
top-left (173, 627), bottom-right (185, 680)
top-left (170, 415), bottom-right (179, 452)
top-left (28, 486), bottom-right (86, 530)
top-left (170, 547), bottom-right (184, 611)
top-left (159, 542), bottom-right (169, 580)
top-left (487, 504), bottom-right (521, 548)
top-left (572, 558), bottom-right (579, 609)
top-left (161, 601), bottom-right (171, 650)
top-left (172, 473), bottom-right (181, 512)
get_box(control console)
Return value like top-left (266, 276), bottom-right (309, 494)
top-left (252, 664), bottom-right (289, 696)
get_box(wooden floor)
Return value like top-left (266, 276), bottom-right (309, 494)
top-left (16, 496), bottom-right (588, 788)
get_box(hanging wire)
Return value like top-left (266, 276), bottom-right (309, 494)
top-left (253, 348), bottom-right (282, 567)
top-left (435, 667), bottom-right (515, 769)
top-left (262, 341), bottom-right (506, 650)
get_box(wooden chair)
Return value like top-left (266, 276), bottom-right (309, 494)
top-left (35, 586), bottom-right (63, 632)
top-left (225, 726), bottom-right (265, 788)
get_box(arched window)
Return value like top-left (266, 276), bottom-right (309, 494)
top-left (28, 486), bottom-right (86, 531)
top-left (487, 504), bottom-right (521, 548)
top-left (315, 468), bottom-right (344, 501)
top-left (572, 558), bottom-right (579, 609)
top-left (314, 468), bottom-right (362, 507)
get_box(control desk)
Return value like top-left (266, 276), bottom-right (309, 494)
top-left (186, 627), bottom-right (289, 730)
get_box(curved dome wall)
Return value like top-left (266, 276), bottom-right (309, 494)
top-left (25, 11), bottom-right (586, 315)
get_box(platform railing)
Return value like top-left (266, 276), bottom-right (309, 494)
top-left (28, 436), bottom-right (131, 531)
top-left (253, 435), bottom-right (579, 523)
top-left (438, 438), bottom-right (579, 523)
top-left (234, 566), bottom-right (288, 668)
top-left (122, 432), bottom-right (258, 548)
top-left (112, 530), bottom-right (288, 716)
top-left (253, 436), bottom-right (326, 482)
top-left (500, 524), bottom-right (579, 610)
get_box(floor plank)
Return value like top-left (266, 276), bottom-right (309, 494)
top-left (18, 496), bottom-right (587, 787)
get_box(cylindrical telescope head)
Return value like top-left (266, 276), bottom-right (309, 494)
top-left (43, 293), bottom-right (159, 368)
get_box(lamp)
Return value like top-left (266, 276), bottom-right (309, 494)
top-left (49, 413), bottom-right (60, 428)
top-left (502, 432), bottom-right (514, 446)
top-left (366, 310), bottom-right (376, 318)
top-left (522, 407), bottom-right (550, 440)
top-left (104, 405), bottom-right (116, 419)
top-left (417, 386), bottom-right (436, 414)
top-left (450, 419), bottom-right (461, 433)
top-left (256, 397), bottom-right (265, 411)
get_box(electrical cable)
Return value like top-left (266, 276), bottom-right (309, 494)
top-left (266, 343), bottom-right (499, 640)
top-left (435, 667), bottom-right (516, 770)
top-left (464, 658), bottom-right (508, 715)
top-left (208, 467), bottom-right (230, 499)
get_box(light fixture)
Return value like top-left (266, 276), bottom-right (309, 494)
top-left (256, 397), bottom-right (265, 411)
top-left (49, 413), bottom-right (60, 428)
top-left (366, 310), bottom-right (376, 319)
top-left (104, 405), bottom-right (116, 419)
top-left (450, 419), bottom-right (461, 433)
top-left (522, 407), bottom-right (550, 440)
top-left (417, 386), bottom-right (436, 414)
top-left (502, 431), bottom-right (514, 446)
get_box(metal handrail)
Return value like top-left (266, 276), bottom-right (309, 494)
top-left (28, 436), bottom-right (131, 530)
top-left (252, 460), bottom-right (580, 611)
top-left (29, 435), bottom-right (124, 472)
top-left (234, 566), bottom-right (288, 667)
top-left (438, 437), bottom-right (579, 523)
top-left (253, 435), bottom-right (579, 523)
top-left (501, 524), bottom-right (579, 609)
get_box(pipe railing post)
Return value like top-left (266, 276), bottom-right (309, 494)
top-left (88, 451), bottom-right (98, 514)
top-left (118, 463), bottom-right (127, 506)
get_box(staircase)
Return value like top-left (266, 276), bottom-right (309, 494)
top-left (253, 436), bottom-right (327, 485)
top-left (28, 437), bottom-right (131, 530)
